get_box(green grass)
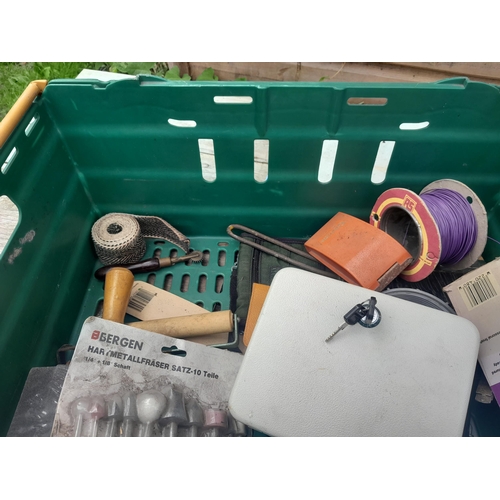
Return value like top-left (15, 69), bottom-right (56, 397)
top-left (0, 62), bottom-right (102, 119)
top-left (0, 62), bottom-right (224, 120)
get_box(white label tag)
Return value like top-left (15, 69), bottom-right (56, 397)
top-left (457, 271), bottom-right (500, 311)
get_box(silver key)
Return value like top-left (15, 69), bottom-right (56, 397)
top-left (325, 302), bottom-right (370, 342)
top-left (325, 322), bottom-right (349, 342)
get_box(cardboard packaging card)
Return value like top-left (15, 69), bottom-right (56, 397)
top-left (51, 317), bottom-right (244, 437)
top-left (444, 259), bottom-right (500, 401)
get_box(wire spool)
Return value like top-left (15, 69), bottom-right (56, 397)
top-left (91, 213), bottom-right (190, 265)
top-left (383, 288), bottom-right (456, 314)
top-left (370, 179), bottom-right (487, 282)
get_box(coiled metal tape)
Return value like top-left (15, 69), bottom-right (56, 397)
top-left (91, 213), bottom-right (190, 265)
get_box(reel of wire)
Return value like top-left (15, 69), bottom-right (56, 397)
top-left (383, 288), bottom-right (456, 314)
top-left (370, 179), bottom-right (487, 282)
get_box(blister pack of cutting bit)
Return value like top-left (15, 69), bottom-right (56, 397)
top-left (51, 317), bottom-right (246, 437)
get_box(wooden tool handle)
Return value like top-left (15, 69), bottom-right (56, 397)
top-left (127, 310), bottom-right (234, 338)
top-left (102, 268), bottom-right (135, 323)
top-left (0, 80), bottom-right (47, 148)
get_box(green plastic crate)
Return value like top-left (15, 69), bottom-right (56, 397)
top-left (1, 75), bottom-right (500, 436)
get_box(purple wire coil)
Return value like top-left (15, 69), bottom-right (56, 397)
top-left (420, 188), bottom-right (478, 265)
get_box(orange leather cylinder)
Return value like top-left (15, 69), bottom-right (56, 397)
top-left (305, 212), bottom-right (412, 291)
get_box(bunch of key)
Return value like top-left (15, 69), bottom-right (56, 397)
top-left (326, 297), bottom-right (381, 342)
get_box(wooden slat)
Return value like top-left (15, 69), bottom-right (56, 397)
top-left (175, 62), bottom-right (500, 85)
top-left (300, 62), bottom-right (500, 85)
top-left (186, 62), bottom-right (300, 81)
top-left (295, 62), bottom-right (455, 83)
top-left (391, 62), bottom-right (500, 81)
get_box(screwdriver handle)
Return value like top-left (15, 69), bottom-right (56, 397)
top-left (95, 257), bottom-right (167, 280)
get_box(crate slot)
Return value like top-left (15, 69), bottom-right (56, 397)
top-left (218, 250), bottom-right (226, 267)
top-left (164, 273), bottom-right (173, 291)
top-left (371, 141), bottom-right (395, 185)
top-left (153, 248), bottom-right (161, 258)
top-left (25, 114), bottom-right (39, 136)
top-left (215, 275), bottom-right (224, 293)
top-left (199, 139), bottom-right (216, 182)
top-left (318, 139), bottom-right (339, 184)
top-left (399, 121), bottom-right (430, 130)
top-left (212, 302), bottom-right (222, 312)
top-left (1, 147), bottom-right (18, 174)
top-left (202, 250), bottom-right (210, 266)
top-left (147, 273), bottom-right (156, 285)
top-left (347, 97), bottom-right (388, 106)
top-left (94, 299), bottom-right (104, 317)
top-left (168, 118), bottom-right (197, 128)
top-left (169, 249), bottom-right (178, 259)
top-left (183, 249), bottom-right (195, 266)
top-left (180, 274), bottom-right (190, 292)
top-left (214, 96), bottom-right (253, 104)
top-left (254, 139), bottom-right (269, 183)
top-left (198, 274), bottom-right (207, 293)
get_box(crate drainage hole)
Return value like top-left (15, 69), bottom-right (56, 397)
top-left (318, 139), bottom-right (339, 184)
top-left (199, 139), bottom-right (216, 182)
top-left (94, 299), bottom-right (104, 317)
top-left (254, 139), bottom-right (269, 183)
top-left (198, 275), bottom-right (207, 293)
top-left (184, 249), bottom-right (195, 266)
top-left (170, 249), bottom-right (178, 259)
top-left (1, 147), bottom-right (18, 174)
top-left (212, 302), bottom-right (222, 312)
top-left (218, 250), bottom-right (226, 266)
top-left (153, 248), bottom-right (162, 258)
top-left (202, 250), bottom-right (210, 266)
top-left (181, 274), bottom-right (190, 292)
top-left (371, 141), bottom-right (395, 185)
top-left (164, 273), bottom-right (173, 291)
top-left (215, 275), bottom-right (224, 293)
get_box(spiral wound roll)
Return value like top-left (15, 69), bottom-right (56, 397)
top-left (370, 179), bottom-right (488, 282)
top-left (91, 213), bottom-right (190, 265)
